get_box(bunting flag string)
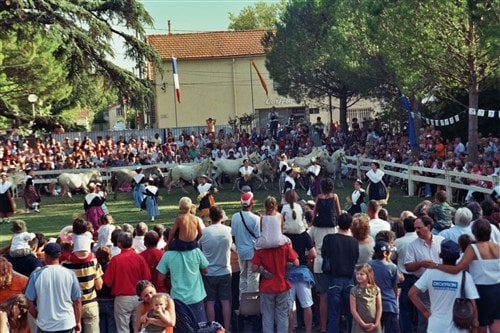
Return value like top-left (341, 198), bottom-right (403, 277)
top-left (408, 107), bottom-right (500, 127)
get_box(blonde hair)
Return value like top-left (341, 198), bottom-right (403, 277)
top-left (151, 293), bottom-right (169, 308)
top-left (0, 257), bottom-right (13, 289)
top-left (179, 197), bottom-right (192, 213)
top-left (264, 196), bottom-right (278, 214)
top-left (355, 264), bottom-right (377, 289)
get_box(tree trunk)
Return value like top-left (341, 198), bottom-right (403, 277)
top-left (410, 97), bottom-right (422, 158)
top-left (467, 87), bottom-right (479, 163)
top-left (339, 92), bottom-right (348, 135)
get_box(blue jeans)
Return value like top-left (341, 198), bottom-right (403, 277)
top-left (99, 300), bottom-right (117, 333)
top-left (327, 276), bottom-right (354, 333)
top-left (399, 274), bottom-right (417, 333)
top-left (382, 312), bottom-right (400, 333)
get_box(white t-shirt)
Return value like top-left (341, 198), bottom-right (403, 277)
top-left (415, 269), bottom-right (479, 333)
top-left (369, 218), bottom-right (391, 239)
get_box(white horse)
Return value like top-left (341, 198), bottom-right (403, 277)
top-left (164, 158), bottom-right (215, 193)
top-left (212, 158), bottom-right (245, 189)
top-left (48, 170), bottom-right (102, 199)
top-left (288, 147), bottom-right (328, 169)
top-left (321, 149), bottom-right (347, 188)
top-left (7, 171), bottom-right (26, 198)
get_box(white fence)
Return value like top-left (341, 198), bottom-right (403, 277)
top-left (344, 155), bottom-right (498, 202)
top-left (13, 158), bottom-right (499, 202)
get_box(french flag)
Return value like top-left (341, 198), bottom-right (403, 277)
top-left (172, 57), bottom-right (181, 103)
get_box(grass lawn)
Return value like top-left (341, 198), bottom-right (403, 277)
top-left (0, 179), bottom-right (425, 247)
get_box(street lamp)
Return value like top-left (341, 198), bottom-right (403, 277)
top-left (28, 94), bottom-right (38, 117)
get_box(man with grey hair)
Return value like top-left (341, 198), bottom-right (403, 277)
top-left (438, 207), bottom-right (474, 242)
top-left (467, 202), bottom-right (500, 243)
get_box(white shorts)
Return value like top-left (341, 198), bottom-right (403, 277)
top-left (289, 281), bottom-right (314, 309)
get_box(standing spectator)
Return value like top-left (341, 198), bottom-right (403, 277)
top-left (368, 241), bottom-right (400, 332)
top-left (95, 246), bottom-right (117, 333)
top-left (404, 215), bottom-right (444, 333)
top-left (198, 205), bottom-right (233, 330)
top-left (140, 230), bottom-right (167, 293)
top-left (103, 232), bottom-right (151, 333)
top-left (252, 242), bottom-right (299, 333)
top-left (193, 174), bottom-right (217, 222)
top-left (156, 238), bottom-right (209, 322)
top-left (350, 213), bottom-right (374, 265)
top-left (22, 167), bottom-right (40, 213)
top-left (322, 213), bottom-right (359, 333)
top-left (309, 177), bottom-right (339, 333)
top-left (435, 219), bottom-right (500, 333)
top-left (284, 220), bottom-right (316, 333)
top-left (0, 257), bottom-right (28, 304)
top-left (454, 137), bottom-right (465, 157)
top-left (313, 117), bottom-right (325, 147)
top-left (231, 192), bottom-right (261, 295)
top-left (61, 231), bottom-right (104, 333)
top-left (350, 264), bottom-right (382, 333)
top-left (132, 222), bottom-right (148, 254)
top-left (366, 200), bottom-right (391, 239)
top-left (269, 107), bottom-right (279, 139)
top-left (439, 207), bottom-right (474, 242)
top-left (394, 215), bottom-right (418, 333)
top-left (366, 161), bottom-right (387, 204)
top-left (25, 242), bottom-right (83, 333)
top-left (0, 172), bottom-right (15, 224)
top-left (206, 117), bottom-right (216, 134)
top-left (409, 239), bottom-right (479, 332)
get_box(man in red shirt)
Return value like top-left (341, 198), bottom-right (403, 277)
top-left (140, 230), bottom-right (167, 293)
top-left (252, 243), bottom-right (299, 332)
top-left (103, 232), bottom-right (151, 332)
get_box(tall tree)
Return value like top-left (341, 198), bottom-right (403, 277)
top-left (361, 0), bottom-right (500, 161)
top-left (265, 0), bottom-right (378, 133)
top-left (0, 0), bottom-right (161, 128)
top-left (228, 0), bottom-right (286, 30)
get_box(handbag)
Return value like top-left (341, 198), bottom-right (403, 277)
top-left (452, 271), bottom-right (475, 329)
top-left (321, 257), bottom-right (331, 274)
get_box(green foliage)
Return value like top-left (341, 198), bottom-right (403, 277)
top-left (0, 0), bottom-right (161, 130)
top-left (228, 0), bottom-right (286, 30)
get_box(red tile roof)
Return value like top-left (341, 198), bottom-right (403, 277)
top-left (147, 30), bottom-right (268, 60)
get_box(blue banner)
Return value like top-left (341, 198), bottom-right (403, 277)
top-left (400, 96), bottom-right (418, 147)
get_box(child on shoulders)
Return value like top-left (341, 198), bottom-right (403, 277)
top-left (167, 197), bottom-right (203, 251)
top-left (254, 196), bottom-right (291, 250)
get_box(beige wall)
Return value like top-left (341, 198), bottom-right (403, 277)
top-left (152, 56), bottom-right (380, 129)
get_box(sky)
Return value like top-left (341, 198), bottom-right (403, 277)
top-left (114, 0), bottom-right (280, 70)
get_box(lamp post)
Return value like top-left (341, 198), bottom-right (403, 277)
top-left (28, 94), bottom-right (38, 118)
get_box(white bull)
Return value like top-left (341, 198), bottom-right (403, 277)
top-left (163, 158), bottom-right (215, 193)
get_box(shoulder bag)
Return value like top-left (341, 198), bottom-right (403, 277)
top-left (240, 212), bottom-right (257, 239)
top-left (452, 270), bottom-right (475, 329)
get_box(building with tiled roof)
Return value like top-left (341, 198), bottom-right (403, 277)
top-left (146, 30), bottom-right (376, 129)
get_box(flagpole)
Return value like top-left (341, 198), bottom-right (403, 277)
top-left (173, 82), bottom-right (178, 128)
top-left (249, 61), bottom-right (255, 116)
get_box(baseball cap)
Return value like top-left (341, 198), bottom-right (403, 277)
top-left (374, 241), bottom-right (391, 253)
top-left (241, 192), bottom-right (254, 207)
top-left (43, 243), bottom-right (62, 258)
top-left (440, 239), bottom-right (460, 260)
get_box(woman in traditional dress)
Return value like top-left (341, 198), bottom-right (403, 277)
top-left (366, 161), bottom-right (387, 203)
top-left (133, 167), bottom-right (146, 210)
top-left (22, 167), bottom-right (40, 213)
top-left (142, 178), bottom-right (160, 222)
top-left (84, 182), bottom-right (105, 238)
top-left (348, 179), bottom-right (366, 215)
top-left (0, 172), bottom-right (15, 224)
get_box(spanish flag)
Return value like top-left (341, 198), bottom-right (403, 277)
top-left (251, 60), bottom-right (268, 96)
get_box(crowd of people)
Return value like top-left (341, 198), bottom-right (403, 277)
top-left (0, 116), bottom-right (499, 333)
